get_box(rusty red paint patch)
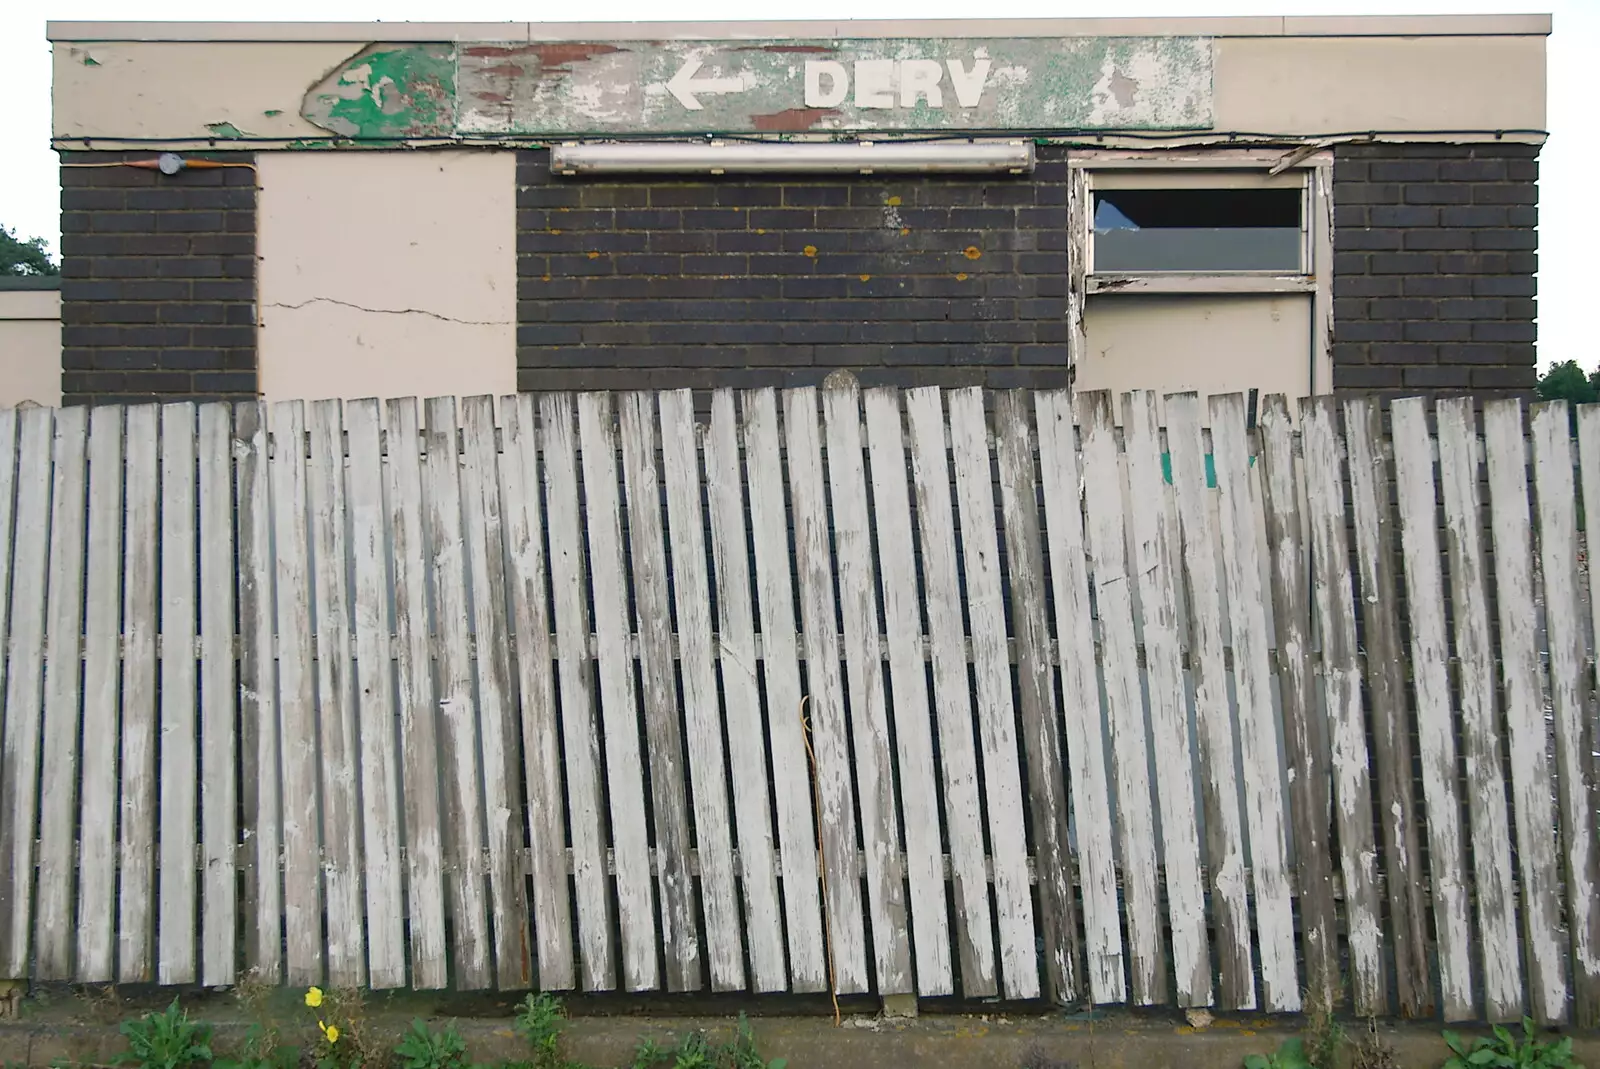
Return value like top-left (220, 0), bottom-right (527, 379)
top-left (735, 44), bottom-right (837, 54)
top-left (463, 42), bottom-right (624, 68)
top-left (474, 91), bottom-right (510, 104)
top-left (479, 62), bottom-right (523, 78)
top-left (751, 107), bottom-right (838, 131)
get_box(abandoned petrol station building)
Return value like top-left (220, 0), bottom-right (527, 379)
top-left (39, 14), bottom-right (1546, 408)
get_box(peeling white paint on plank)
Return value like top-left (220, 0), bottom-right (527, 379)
top-left (198, 404), bottom-right (238, 988)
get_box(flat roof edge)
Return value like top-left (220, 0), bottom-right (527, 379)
top-left (46, 13), bottom-right (1553, 43)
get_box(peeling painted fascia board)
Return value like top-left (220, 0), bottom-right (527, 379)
top-left (46, 13), bottom-right (1552, 43)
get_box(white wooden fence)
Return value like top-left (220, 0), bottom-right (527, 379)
top-left (0, 387), bottom-right (1597, 1026)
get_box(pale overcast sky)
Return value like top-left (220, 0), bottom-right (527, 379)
top-left (2, 0), bottom-right (1591, 372)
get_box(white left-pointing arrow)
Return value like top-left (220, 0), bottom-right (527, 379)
top-left (666, 57), bottom-right (748, 110)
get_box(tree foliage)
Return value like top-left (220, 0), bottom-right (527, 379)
top-left (1536, 360), bottom-right (1600, 406)
top-left (0, 225), bottom-right (58, 277)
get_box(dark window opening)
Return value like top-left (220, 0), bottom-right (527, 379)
top-left (1092, 187), bottom-right (1303, 273)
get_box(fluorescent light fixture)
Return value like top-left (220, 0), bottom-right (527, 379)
top-left (550, 140), bottom-right (1034, 176)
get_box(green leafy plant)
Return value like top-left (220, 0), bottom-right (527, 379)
top-left (395, 1020), bottom-right (469, 1069)
top-left (117, 999), bottom-right (213, 1069)
top-left (1303, 990), bottom-right (1344, 1069)
top-left (514, 994), bottom-right (567, 1069)
top-left (725, 1016), bottom-right (786, 1069)
top-left (214, 1023), bottom-right (299, 1069)
top-left (1243, 1038), bottom-right (1313, 1069)
top-left (1442, 1019), bottom-right (1582, 1069)
top-left (629, 1021), bottom-right (785, 1069)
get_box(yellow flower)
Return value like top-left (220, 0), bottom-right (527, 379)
top-left (319, 1021), bottom-right (340, 1045)
top-left (304, 987), bottom-right (323, 1008)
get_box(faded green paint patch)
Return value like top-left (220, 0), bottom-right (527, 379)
top-left (302, 43), bottom-right (456, 138)
top-left (81, 54), bottom-right (100, 67)
top-left (206, 121), bottom-right (247, 139)
top-left (264, 109), bottom-right (283, 117)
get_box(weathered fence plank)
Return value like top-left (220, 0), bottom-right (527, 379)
top-left (908, 385), bottom-right (998, 998)
top-left (346, 399), bottom-right (407, 989)
top-left (821, 383), bottom-right (911, 996)
top-left (1164, 392), bottom-right (1251, 1010)
top-left (1079, 390), bottom-right (1164, 1005)
top-left (77, 405), bottom-right (123, 982)
top-left (1124, 390), bottom-right (1209, 1008)
top-left (499, 393), bottom-right (575, 991)
top-left (1035, 389), bottom-right (1124, 1005)
top-left (863, 387), bottom-right (953, 998)
top-left (994, 390), bottom-right (1078, 1005)
top-left (619, 391), bottom-right (702, 993)
top-left (739, 388), bottom-right (825, 993)
top-left (198, 404), bottom-right (237, 987)
top-left (387, 396), bottom-right (448, 990)
top-left (118, 405), bottom-right (159, 983)
top-left (1531, 401), bottom-right (1600, 1026)
top-left (1256, 395), bottom-right (1337, 1010)
top-left (1436, 398), bottom-right (1522, 1022)
top-left (1346, 398), bottom-right (1429, 1017)
top-left (1301, 397), bottom-right (1383, 1015)
top-left (703, 390), bottom-right (785, 993)
top-left (1484, 398), bottom-right (1568, 1024)
top-left (540, 393), bottom-right (614, 991)
top-left (578, 391), bottom-right (659, 992)
top-left (1391, 398), bottom-right (1474, 1021)
top-left (158, 403), bottom-right (199, 986)
top-left (36, 405), bottom-right (87, 980)
top-left (0, 408), bottom-right (17, 964)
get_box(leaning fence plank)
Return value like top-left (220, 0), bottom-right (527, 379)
top-left (948, 387), bottom-right (1037, 1000)
top-left (994, 391), bottom-right (1077, 1003)
top-left (1345, 397), bottom-right (1429, 1017)
top-left (907, 386), bottom-right (997, 999)
top-left (1531, 401), bottom-right (1600, 1025)
top-left (786, 387), bottom-right (869, 995)
top-left (822, 383), bottom-right (911, 996)
top-left (1210, 392), bottom-right (1298, 1013)
top-left (1484, 398), bottom-right (1568, 1024)
top-left (0, 407), bottom-right (51, 979)
top-left (1078, 390), bottom-right (1164, 1005)
top-left (461, 395), bottom-right (534, 990)
top-left (1256, 395), bottom-right (1337, 1010)
top-left (346, 399), bottom-right (406, 989)
top-left (1164, 392), bottom-right (1252, 1010)
top-left (234, 402), bottom-right (281, 984)
top-left (1035, 390), bottom-right (1124, 1005)
top-left (500, 394), bottom-right (575, 991)
top-left (424, 396), bottom-right (493, 991)
top-left (35, 405), bottom-right (87, 980)
top-left (118, 405), bottom-right (159, 982)
top-left (387, 397), bottom-right (448, 989)
top-left (0, 408), bottom-right (16, 808)
top-left (863, 387), bottom-right (952, 998)
top-left (703, 389), bottom-right (786, 993)
top-left (618, 391), bottom-right (701, 992)
top-left (1437, 398), bottom-right (1523, 1022)
top-left (1124, 390), bottom-right (1209, 1008)
top-left (578, 391), bottom-right (659, 992)
top-left (741, 388), bottom-right (826, 993)
top-left (308, 399), bottom-right (366, 989)
top-left (1301, 397), bottom-right (1384, 1015)
top-left (540, 393), bottom-right (614, 992)
top-left (197, 404), bottom-right (238, 987)
top-left (158, 402), bottom-right (199, 986)
top-left (1391, 398), bottom-right (1475, 1021)
top-left (659, 389), bottom-right (744, 992)
top-left (77, 406), bottom-right (123, 982)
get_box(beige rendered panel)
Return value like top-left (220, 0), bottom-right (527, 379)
top-left (0, 291), bottom-right (62, 407)
top-left (1075, 294), bottom-right (1320, 415)
top-left (1215, 35), bottom-right (1546, 135)
top-left (257, 151), bottom-right (516, 403)
top-left (53, 41), bottom-right (359, 141)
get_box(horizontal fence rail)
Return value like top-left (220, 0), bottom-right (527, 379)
top-left (0, 387), bottom-right (1596, 1025)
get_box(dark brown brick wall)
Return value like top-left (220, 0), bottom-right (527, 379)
top-left (515, 145), bottom-right (1071, 392)
top-left (1331, 142), bottom-right (1538, 399)
top-left (58, 150), bottom-right (258, 406)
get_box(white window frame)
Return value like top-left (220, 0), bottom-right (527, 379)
top-left (1067, 148), bottom-right (1335, 395)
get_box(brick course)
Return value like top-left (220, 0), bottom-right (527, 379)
top-left (58, 151), bottom-right (258, 406)
top-left (515, 146), bottom-right (1072, 392)
top-left (1331, 143), bottom-right (1538, 398)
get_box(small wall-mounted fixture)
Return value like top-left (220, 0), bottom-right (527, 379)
top-left (550, 140), bottom-right (1034, 176)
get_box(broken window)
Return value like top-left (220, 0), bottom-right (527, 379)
top-left (1091, 187), bottom-right (1303, 273)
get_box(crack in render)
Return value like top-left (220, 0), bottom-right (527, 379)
top-left (264, 296), bottom-right (511, 326)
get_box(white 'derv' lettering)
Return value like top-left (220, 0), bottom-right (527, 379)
top-left (802, 55), bottom-right (992, 110)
